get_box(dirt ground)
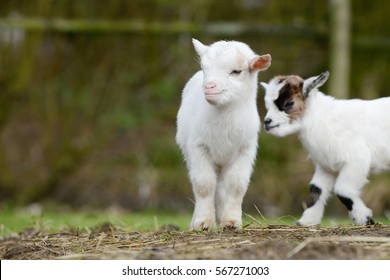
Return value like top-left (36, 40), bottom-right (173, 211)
top-left (1, 223), bottom-right (389, 260)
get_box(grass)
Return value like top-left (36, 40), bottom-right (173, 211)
top-left (1, 205), bottom-right (389, 238)
top-left (0, 204), bottom-right (298, 237)
top-left (0, 206), bottom-right (192, 237)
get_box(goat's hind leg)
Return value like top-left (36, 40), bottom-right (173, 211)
top-left (334, 162), bottom-right (374, 225)
top-left (297, 165), bottom-right (335, 226)
top-left (216, 148), bottom-right (255, 229)
top-left (216, 171), bottom-right (249, 230)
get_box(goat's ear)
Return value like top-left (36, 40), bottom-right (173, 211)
top-left (260, 82), bottom-right (269, 92)
top-left (250, 54), bottom-right (272, 72)
top-left (192, 38), bottom-right (208, 57)
top-left (303, 71), bottom-right (329, 97)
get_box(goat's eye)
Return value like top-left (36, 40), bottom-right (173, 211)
top-left (284, 101), bottom-right (294, 110)
top-left (230, 70), bottom-right (242, 75)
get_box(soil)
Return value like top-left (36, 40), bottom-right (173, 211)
top-left (1, 223), bottom-right (389, 260)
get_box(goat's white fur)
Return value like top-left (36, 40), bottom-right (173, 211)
top-left (262, 71), bottom-right (389, 225)
top-left (176, 39), bottom-right (271, 230)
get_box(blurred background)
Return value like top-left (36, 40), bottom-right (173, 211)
top-left (0, 0), bottom-right (389, 219)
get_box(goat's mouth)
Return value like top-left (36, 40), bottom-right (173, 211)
top-left (265, 124), bottom-right (279, 131)
top-left (205, 90), bottom-right (224, 99)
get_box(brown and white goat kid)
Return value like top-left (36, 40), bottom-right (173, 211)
top-left (262, 71), bottom-right (390, 225)
top-left (176, 39), bottom-right (271, 230)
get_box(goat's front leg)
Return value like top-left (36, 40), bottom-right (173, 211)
top-left (334, 160), bottom-right (373, 225)
top-left (297, 164), bottom-right (336, 226)
top-left (188, 147), bottom-right (218, 230)
top-left (216, 147), bottom-right (256, 229)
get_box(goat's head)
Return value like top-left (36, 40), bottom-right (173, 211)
top-left (193, 38), bottom-right (271, 106)
top-left (261, 71), bottom-right (329, 137)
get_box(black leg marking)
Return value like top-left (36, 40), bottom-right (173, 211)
top-left (337, 195), bottom-right (353, 211)
top-left (367, 217), bottom-right (375, 225)
top-left (308, 184), bottom-right (322, 208)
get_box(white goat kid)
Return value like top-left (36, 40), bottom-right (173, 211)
top-left (261, 71), bottom-right (390, 226)
top-left (176, 39), bottom-right (271, 230)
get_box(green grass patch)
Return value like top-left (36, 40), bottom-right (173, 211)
top-left (0, 207), bottom-right (192, 237)
top-left (1, 206), bottom-right (388, 237)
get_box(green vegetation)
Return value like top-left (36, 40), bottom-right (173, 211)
top-left (1, 206), bottom-right (388, 237)
top-left (0, 207), bottom-right (192, 236)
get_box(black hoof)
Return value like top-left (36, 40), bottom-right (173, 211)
top-left (223, 225), bottom-right (239, 231)
top-left (366, 217), bottom-right (375, 225)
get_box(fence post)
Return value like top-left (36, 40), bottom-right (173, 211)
top-left (329, 0), bottom-right (351, 99)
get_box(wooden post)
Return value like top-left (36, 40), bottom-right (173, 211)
top-left (329, 0), bottom-right (351, 99)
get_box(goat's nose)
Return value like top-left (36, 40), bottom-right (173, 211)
top-left (205, 82), bottom-right (216, 89)
top-left (264, 118), bottom-right (272, 125)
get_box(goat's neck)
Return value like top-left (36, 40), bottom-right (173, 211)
top-left (299, 92), bottom-right (336, 145)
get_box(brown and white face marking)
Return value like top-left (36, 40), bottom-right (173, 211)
top-left (273, 75), bottom-right (305, 120)
top-left (261, 71), bottom-right (329, 137)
